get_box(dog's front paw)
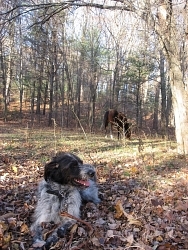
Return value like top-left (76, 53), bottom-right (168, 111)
top-left (57, 221), bottom-right (73, 238)
top-left (57, 227), bottom-right (66, 237)
top-left (32, 239), bottom-right (46, 249)
top-left (44, 234), bottom-right (58, 250)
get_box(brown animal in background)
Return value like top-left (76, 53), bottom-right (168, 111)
top-left (104, 109), bottom-right (131, 139)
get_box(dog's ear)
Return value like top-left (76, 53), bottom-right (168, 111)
top-left (44, 160), bottom-right (59, 181)
top-left (44, 152), bottom-right (68, 181)
top-left (44, 152), bottom-right (83, 184)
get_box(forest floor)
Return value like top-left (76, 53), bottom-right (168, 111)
top-left (0, 123), bottom-right (188, 250)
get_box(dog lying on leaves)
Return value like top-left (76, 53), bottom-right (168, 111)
top-left (31, 152), bottom-right (101, 249)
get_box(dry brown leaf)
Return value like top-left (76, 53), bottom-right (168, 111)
top-left (12, 165), bottom-right (18, 174)
top-left (175, 200), bottom-right (188, 211)
top-left (108, 223), bottom-right (118, 230)
top-left (0, 224), bottom-right (3, 247)
top-left (77, 226), bottom-right (86, 236)
top-left (2, 156), bottom-right (10, 164)
top-left (105, 230), bottom-right (114, 239)
top-left (20, 223), bottom-right (29, 234)
top-left (154, 205), bottom-right (164, 216)
top-left (7, 217), bottom-right (16, 229)
top-left (130, 166), bottom-right (139, 174)
top-left (96, 218), bottom-right (106, 225)
top-left (167, 229), bottom-right (174, 239)
top-left (155, 235), bottom-right (163, 242)
top-left (164, 210), bottom-right (174, 222)
top-left (0, 221), bottom-right (8, 232)
top-left (99, 177), bottom-right (106, 183)
top-left (128, 218), bottom-right (142, 226)
top-left (32, 240), bottom-right (46, 248)
top-left (151, 198), bottom-right (164, 206)
top-left (3, 233), bottom-right (11, 245)
top-left (126, 234), bottom-right (134, 245)
top-left (114, 200), bottom-right (130, 219)
top-left (70, 224), bottom-right (78, 234)
top-left (157, 243), bottom-right (178, 250)
top-left (114, 200), bottom-right (142, 226)
top-left (91, 237), bottom-right (101, 246)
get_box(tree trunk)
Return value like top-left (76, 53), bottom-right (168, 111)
top-left (0, 41), bottom-right (8, 121)
top-left (30, 81), bottom-right (35, 126)
top-left (64, 57), bottom-right (73, 128)
top-left (76, 59), bottom-right (82, 128)
top-left (153, 82), bottom-right (160, 131)
top-left (159, 51), bottom-right (167, 135)
top-left (43, 82), bottom-right (48, 115)
top-left (166, 82), bottom-right (172, 127)
top-left (169, 57), bottom-right (188, 154)
top-left (48, 64), bottom-right (54, 126)
top-left (156, 1), bottom-right (188, 154)
top-left (60, 67), bottom-right (65, 128)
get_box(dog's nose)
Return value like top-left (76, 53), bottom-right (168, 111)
top-left (88, 170), bottom-right (95, 178)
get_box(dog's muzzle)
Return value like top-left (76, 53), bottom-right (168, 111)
top-left (73, 169), bottom-right (96, 188)
top-left (73, 179), bottom-right (90, 187)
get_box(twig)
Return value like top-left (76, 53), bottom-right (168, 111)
top-left (71, 109), bottom-right (87, 140)
top-left (60, 212), bottom-right (94, 235)
top-left (65, 224), bottom-right (77, 249)
top-left (65, 231), bottom-right (74, 249)
top-left (51, 118), bottom-right (57, 153)
top-left (71, 109), bottom-right (97, 166)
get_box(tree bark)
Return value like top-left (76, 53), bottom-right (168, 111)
top-left (168, 57), bottom-right (188, 154)
top-left (153, 82), bottom-right (160, 131)
top-left (159, 50), bottom-right (167, 134)
top-left (156, 1), bottom-right (188, 154)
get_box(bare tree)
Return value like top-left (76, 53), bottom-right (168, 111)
top-left (0, 3), bottom-right (15, 121)
top-left (2, 0), bottom-right (188, 153)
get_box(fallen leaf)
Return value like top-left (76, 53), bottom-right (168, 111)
top-left (167, 229), bottom-right (174, 239)
top-left (32, 240), bottom-right (46, 248)
top-left (151, 198), bottom-right (164, 206)
top-left (155, 235), bottom-right (163, 242)
top-left (108, 223), bottom-right (118, 230)
top-left (3, 233), bottom-right (11, 244)
top-left (7, 217), bottom-right (16, 228)
top-left (70, 224), bottom-right (78, 234)
top-left (105, 230), bottom-right (114, 239)
top-left (20, 223), bottom-right (29, 234)
top-left (175, 200), bottom-right (188, 211)
top-left (114, 200), bottom-right (142, 226)
top-left (91, 237), bottom-right (101, 246)
top-left (77, 226), bottom-right (86, 236)
top-left (12, 166), bottom-right (18, 174)
top-left (0, 224), bottom-right (3, 247)
top-left (96, 218), bottom-right (106, 225)
top-left (126, 234), bottom-right (134, 245)
top-left (130, 166), bottom-right (139, 174)
top-left (157, 243), bottom-right (178, 250)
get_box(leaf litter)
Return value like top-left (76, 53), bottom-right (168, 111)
top-left (0, 126), bottom-right (188, 249)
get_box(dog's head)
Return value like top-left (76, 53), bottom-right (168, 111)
top-left (44, 152), bottom-right (97, 188)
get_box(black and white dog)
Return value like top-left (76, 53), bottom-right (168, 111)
top-left (31, 152), bottom-right (100, 249)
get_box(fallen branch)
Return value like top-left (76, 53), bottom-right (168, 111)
top-left (65, 224), bottom-right (77, 249)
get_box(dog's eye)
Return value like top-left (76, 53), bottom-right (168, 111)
top-left (88, 170), bottom-right (95, 178)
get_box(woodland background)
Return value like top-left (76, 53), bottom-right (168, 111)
top-left (0, 0), bottom-right (182, 136)
top-left (1, 1), bottom-right (188, 250)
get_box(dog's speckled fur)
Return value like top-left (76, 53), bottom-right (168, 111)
top-left (31, 152), bottom-right (100, 249)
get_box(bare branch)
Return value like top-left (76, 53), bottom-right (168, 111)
top-left (0, 1), bottom-right (135, 26)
